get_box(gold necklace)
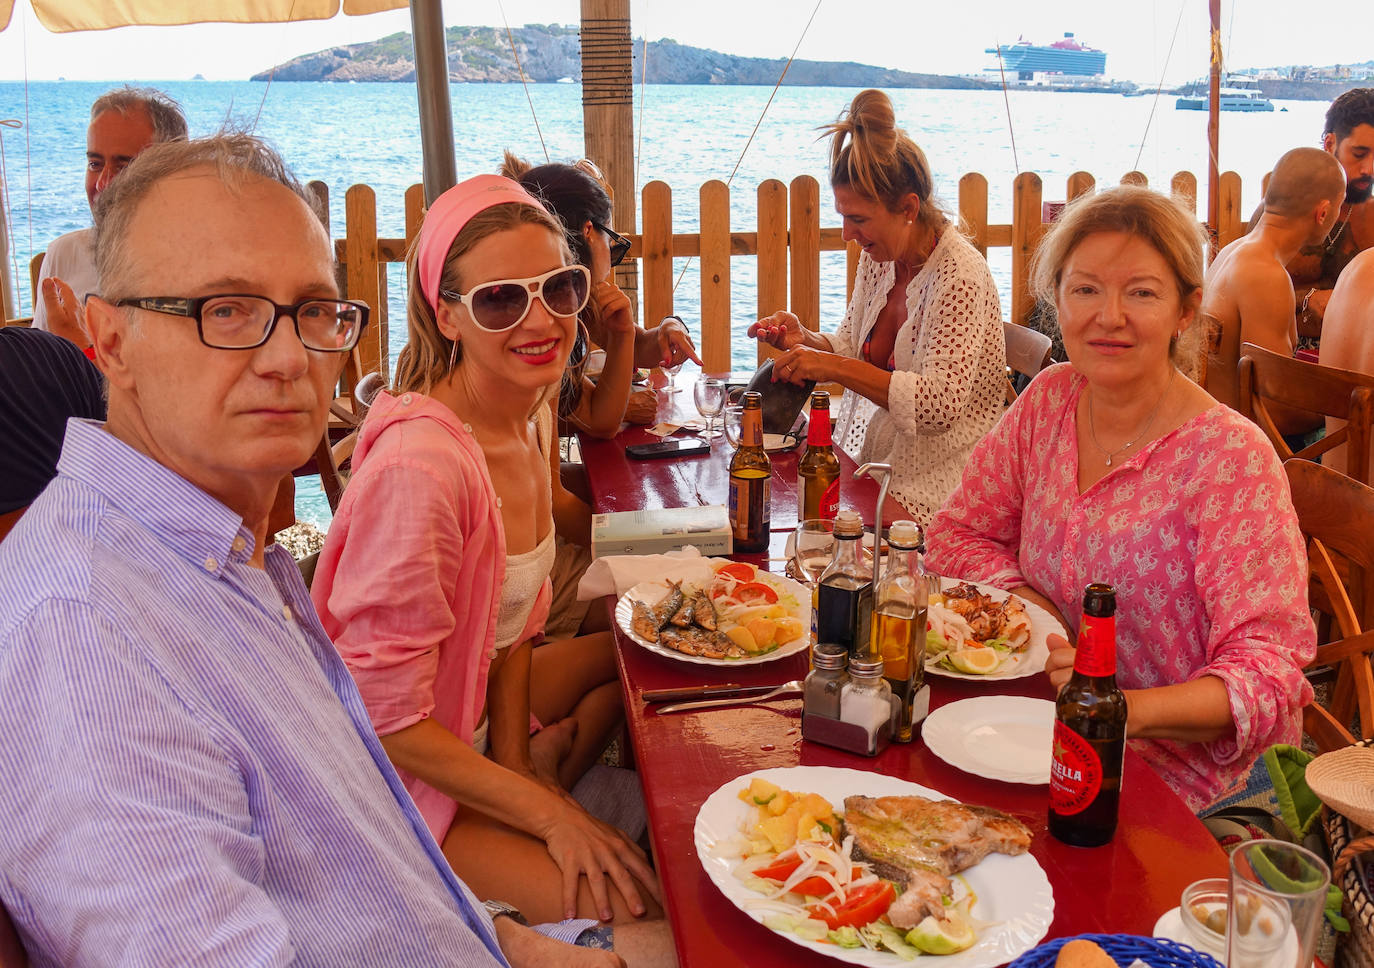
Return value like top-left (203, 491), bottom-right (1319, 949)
top-left (1086, 368), bottom-right (1176, 467)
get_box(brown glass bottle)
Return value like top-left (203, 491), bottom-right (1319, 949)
top-left (1048, 582), bottom-right (1127, 847)
top-left (728, 391), bottom-right (772, 553)
top-left (798, 390), bottom-right (840, 521)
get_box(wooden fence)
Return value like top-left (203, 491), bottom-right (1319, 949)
top-left (20, 170), bottom-right (1250, 390)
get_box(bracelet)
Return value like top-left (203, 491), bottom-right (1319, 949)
top-left (661, 314), bottom-right (684, 326)
top-left (1299, 287), bottom-right (1317, 324)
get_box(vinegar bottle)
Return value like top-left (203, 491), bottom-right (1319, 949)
top-left (1048, 582), bottom-right (1127, 847)
top-left (798, 390), bottom-right (840, 521)
top-left (728, 390), bottom-right (772, 553)
top-left (870, 520), bottom-right (927, 742)
top-left (816, 509), bottom-right (873, 657)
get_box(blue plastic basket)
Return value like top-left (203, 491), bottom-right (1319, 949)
top-left (1007, 933), bottom-right (1224, 968)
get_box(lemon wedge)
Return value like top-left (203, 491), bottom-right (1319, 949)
top-left (905, 910), bottom-right (976, 954)
top-left (949, 648), bottom-right (1001, 675)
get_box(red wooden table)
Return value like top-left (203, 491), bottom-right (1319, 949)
top-left (580, 383), bottom-right (1228, 967)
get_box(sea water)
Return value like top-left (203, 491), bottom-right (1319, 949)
top-left (0, 80), bottom-right (1330, 525)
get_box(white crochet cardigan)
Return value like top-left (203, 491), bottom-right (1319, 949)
top-left (828, 229), bottom-right (1006, 524)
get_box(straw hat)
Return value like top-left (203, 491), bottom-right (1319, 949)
top-left (1307, 742), bottom-right (1374, 834)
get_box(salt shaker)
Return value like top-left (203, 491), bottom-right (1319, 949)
top-left (841, 655), bottom-right (893, 755)
top-left (802, 642), bottom-right (849, 721)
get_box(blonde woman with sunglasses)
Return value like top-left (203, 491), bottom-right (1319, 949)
top-left (311, 175), bottom-right (665, 935)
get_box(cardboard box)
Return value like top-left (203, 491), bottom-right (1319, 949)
top-left (591, 505), bottom-right (733, 558)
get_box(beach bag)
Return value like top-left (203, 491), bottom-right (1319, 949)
top-left (1310, 740), bottom-right (1374, 968)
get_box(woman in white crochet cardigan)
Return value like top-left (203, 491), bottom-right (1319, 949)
top-left (750, 89), bottom-right (1007, 522)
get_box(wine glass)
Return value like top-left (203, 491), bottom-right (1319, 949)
top-left (791, 519), bottom-right (838, 587)
top-left (664, 359), bottom-right (684, 394)
top-left (694, 377), bottom-right (725, 439)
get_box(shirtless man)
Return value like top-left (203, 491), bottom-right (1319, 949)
top-left (1287, 88), bottom-right (1374, 342)
top-left (1318, 247), bottom-right (1374, 480)
top-left (1203, 147), bottom-right (1344, 435)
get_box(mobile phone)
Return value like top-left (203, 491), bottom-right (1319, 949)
top-left (626, 437), bottom-right (711, 460)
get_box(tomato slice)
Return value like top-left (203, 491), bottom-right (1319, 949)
top-left (715, 562), bottom-right (757, 582)
top-left (754, 851), bottom-right (861, 897)
top-left (807, 881), bottom-right (897, 930)
top-left (734, 581), bottom-right (779, 605)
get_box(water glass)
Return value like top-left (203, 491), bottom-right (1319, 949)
top-left (722, 404), bottom-right (744, 447)
top-left (792, 519), bottom-right (838, 586)
top-left (694, 377), bottom-right (725, 439)
top-left (1226, 838), bottom-right (1329, 968)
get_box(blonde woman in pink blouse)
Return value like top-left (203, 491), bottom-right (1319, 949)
top-left (928, 186), bottom-right (1317, 812)
top-left (311, 176), bottom-right (662, 930)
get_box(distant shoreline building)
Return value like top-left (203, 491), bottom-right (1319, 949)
top-left (986, 33), bottom-right (1107, 85)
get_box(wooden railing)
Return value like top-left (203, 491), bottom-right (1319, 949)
top-left (14, 170), bottom-right (1246, 385)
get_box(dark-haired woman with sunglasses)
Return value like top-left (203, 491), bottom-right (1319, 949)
top-left (502, 152), bottom-right (702, 439)
top-left (311, 175), bottom-right (665, 934)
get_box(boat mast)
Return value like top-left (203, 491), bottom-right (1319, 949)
top-left (1207, 0), bottom-right (1221, 250)
top-left (580, 0), bottom-right (637, 297)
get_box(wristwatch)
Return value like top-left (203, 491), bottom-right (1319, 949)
top-left (482, 899), bottom-right (528, 926)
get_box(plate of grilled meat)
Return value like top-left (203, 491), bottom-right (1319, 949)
top-left (695, 766), bottom-right (1053, 965)
top-left (616, 559), bottom-right (811, 666)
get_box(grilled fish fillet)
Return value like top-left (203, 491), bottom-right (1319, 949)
top-left (841, 795), bottom-right (1032, 928)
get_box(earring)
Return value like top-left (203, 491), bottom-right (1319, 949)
top-left (448, 337), bottom-right (459, 370)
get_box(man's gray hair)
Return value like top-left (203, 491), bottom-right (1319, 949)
top-left (90, 86), bottom-right (189, 144)
top-left (93, 132), bottom-right (327, 303)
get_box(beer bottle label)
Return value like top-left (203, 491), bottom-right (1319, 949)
top-left (1074, 614), bottom-right (1116, 677)
top-left (1049, 720), bottom-right (1103, 816)
top-left (819, 478), bottom-right (839, 520)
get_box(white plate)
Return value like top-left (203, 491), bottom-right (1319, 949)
top-left (925, 578), bottom-right (1065, 681)
top-left (922, 697), bottom-right (1055, 785)
top-left (1153, 906), bottom-right (1227, 960)
top-left (614, 564), bottom-right (811, 667)
top-left (694, 765), bottom-right (1054, 967)
top-left (763, 432), bottom-right (803, 452)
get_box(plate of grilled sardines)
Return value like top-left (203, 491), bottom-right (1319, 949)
top-left (615, 559), bottom-right (811, 665)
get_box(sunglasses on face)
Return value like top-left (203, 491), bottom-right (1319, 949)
top-left (440, 264), bottom-right (591, 333)
top-left (590, 220), bottom-right (632, 267)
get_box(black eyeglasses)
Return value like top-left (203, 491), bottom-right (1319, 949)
top-left (113, 294), bottom-right (369, 352)
top-left (590, 220), bottom-right (632, 268)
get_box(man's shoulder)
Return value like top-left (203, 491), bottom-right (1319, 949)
top-left (41, 228), bottom-right (95, 265)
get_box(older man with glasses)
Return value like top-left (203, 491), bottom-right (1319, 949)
top-left (0, 133), bottom-right (625, 968)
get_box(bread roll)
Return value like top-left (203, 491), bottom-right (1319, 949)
top-left (1054, 938), bottom-right (1117, 968)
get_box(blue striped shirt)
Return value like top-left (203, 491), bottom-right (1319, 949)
top-left (0, 419), bottom-right (510, 967)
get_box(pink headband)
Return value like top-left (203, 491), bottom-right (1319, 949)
top-left (417, 174), bottom-right (547, 310)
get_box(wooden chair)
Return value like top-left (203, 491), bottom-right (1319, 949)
top-left (0, 901), bottom-right (27, 968)
top-left (1195, 312), bottom-right (1236, 398)
top-left (1237, 341), bottom-right (1374, 485)
top-left (1003, 321), bottom-right (1053, 403)
top-left (1287, 459), bottom-right (1374, 753)
top-left (315, 370), bottom-right (384, 512)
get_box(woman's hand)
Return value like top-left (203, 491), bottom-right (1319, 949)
top-left (537, 796), bottom-right (663, 922)
top-left (1043, 633), bottom-right (1074, 691)
top-left (656, 316), bottom-right (702, 368)
top-left (748, 310), bottom-right (819, 352)
top-left (771, 345), bottom-right (842, 385)
top-left (591, 280), bottom-right (635, 336)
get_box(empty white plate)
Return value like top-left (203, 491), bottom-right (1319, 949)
top-left (923, 696), bottom-right (1055, 784)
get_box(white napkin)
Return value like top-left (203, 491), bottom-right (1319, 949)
top-left (576, 546), bottom-right (715, 600)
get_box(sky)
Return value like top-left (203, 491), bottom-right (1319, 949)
top-left (0, 0), bottom-right (1371, 86)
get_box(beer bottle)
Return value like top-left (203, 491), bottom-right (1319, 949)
top-left (816, 509), bottom-right (873, 658)
top-left (728, 391), bottom-right (772, 553)
top-left (798, 390), bottom-right (840, 521)
top-left (1048, 582), bottom-right (1127, 847)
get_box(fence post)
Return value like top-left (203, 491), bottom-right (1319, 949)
top-left (789, 175), bottom-right (821, 334)
top-left (1010, 172), bottom-right (1043, 327)
top-left (1066, 171), bottom-right (1095, 201)
top-left (959, 172), bottom-right (989, 258)
top-left (1171, 171), bottom-right (1198, 213)
top-left (1218, 171), bottom-right (1245, 248)
top-left (641, 180), bottom-right (674, 331)
top-left (1120, 171), bottom-right (1149, 187)
top-left (699, 180), bottom-right (732, 373)
top-left (345, 184), bottom-right (382, 388)
top-left (756, 179), bottom-right (788, 364)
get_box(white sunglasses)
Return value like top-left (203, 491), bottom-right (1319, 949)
top-left (440, 264), bottom-right (591, 333)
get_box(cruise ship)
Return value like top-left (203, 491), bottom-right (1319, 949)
top-left (985, 34), bottom-right (1107, 79)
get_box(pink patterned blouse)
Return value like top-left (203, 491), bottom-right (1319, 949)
top-left (927, 364), bottom-right (1316, 812)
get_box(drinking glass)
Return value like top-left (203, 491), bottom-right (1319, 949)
top-left (792, 519), bottom-right (838, 586)
top-left (664, 360), bottom-right (684, 394)
top-left (1226, 838), bottom-right (1330, 968)
top-left (722, 404), bottom-right (744, 448)
top-left (694, 377), bottom-right (725, 439)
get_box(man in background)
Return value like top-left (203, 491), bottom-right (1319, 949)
top-left (1318, 248), bottom-right (1374, 482)
top-left (31, 85), bottom-right (187, 346)
top-left (1286, 88), bottom-right (1374, 343)
top-left (0, 132), bottom-right (631, 967)
top-left (1203, 147), bottom-right (1344, 437)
